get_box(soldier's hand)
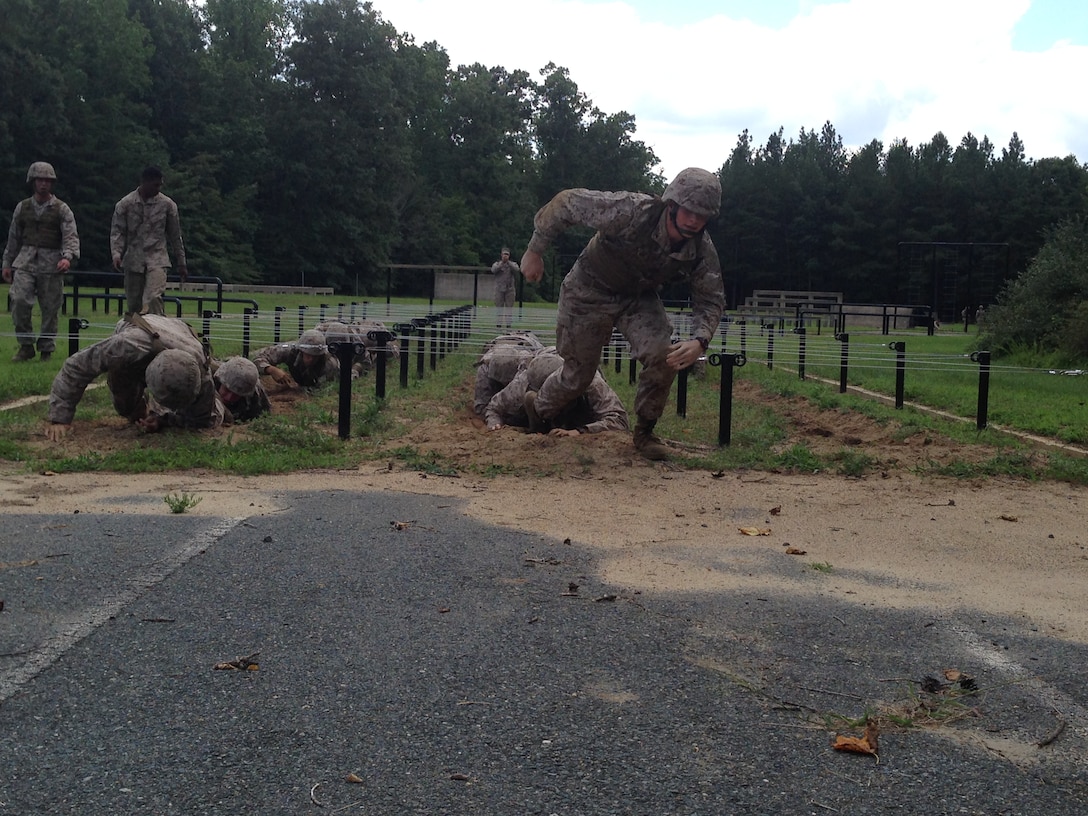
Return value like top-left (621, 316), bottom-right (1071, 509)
top-left (177, 264), bottom-right (188, 283)
top-left (549, 428), bottom-right (580, 438)
top-left (666, 339), bottom-right (704, 371)
top-left (45, 423), bottom-right (72, 442)
top-left (112, 255), bottom-right (122, 271)
top-left (487, 422), bottom-right (505, 431)
top-left (56, 258), bottom-right (71, 273)
top-left (1, 268), bottom-right (11, 284)
top-left (266, 366), bottom-right (292, 385)
top-left (521, 251), bottom-right (544, 283)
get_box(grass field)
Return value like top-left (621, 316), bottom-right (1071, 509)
top-left (2, 286), bottom-right (1087, 482)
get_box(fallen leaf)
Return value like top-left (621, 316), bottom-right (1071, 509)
top-left (784, 547), bottom-right (807, 555)
top-left (449, 773), bottom-right (471, 782)
top-left (345, 772), bottom-right (364, 784)
top-left (999, 514), bottom-right (1019, 522)
top-left (390, 520), bottom-right (413, 530)
top-left (942, 668), bottom-right (963, 682)
top-left (769, 506), bottom-right (782, 516)
top-left (738, 527), bottom-right (772, 536)
top-left (832, 719), bottom-right (879, 759)
top-left (594, 594), bottom-right (617, 602)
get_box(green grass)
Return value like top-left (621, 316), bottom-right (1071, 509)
top-left (4, 293), bottom-right (1088, 483)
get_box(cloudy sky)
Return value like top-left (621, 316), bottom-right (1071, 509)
top-left (368, 0), bottom-right (1087, 179)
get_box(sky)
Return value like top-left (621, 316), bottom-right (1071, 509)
top-left (368, 0), bottom-right (1088, 180)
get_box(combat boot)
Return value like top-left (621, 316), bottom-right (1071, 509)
top-left (524, 390), bottom-right (544, 433)
top-left (12, 345), bottom-right (35, 362)
top-left (633, 419), bottom-right (671, 461)
top-left (39, 351), bottom-right (52, 362)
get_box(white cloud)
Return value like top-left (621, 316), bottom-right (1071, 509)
top-left (374, 0), bottom-right (1088, 177)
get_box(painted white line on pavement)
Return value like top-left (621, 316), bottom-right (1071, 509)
top-left (0, 516), bottom-right (245, 704)
top-left (949, 621), bottom-right (1088, 737)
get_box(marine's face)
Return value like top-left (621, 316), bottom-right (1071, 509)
top-left (32, 178), bottom-right (54, 200)
top-left (667, 204), bottom-right (709, 241)
top-left (139, 177), bottom-right (164, 199)
top-left (217, 384), bottom-right (241, 404)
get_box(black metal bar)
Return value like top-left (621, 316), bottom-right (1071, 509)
top-left (67, 318), bottom-right (88, 356)
top-left (368, 330), bottom-right (393, 401)
top-left (676, 367), bottom-right (688, 418)
top-left (332, 341), bottom-right (357, 440)
top-left (836, 332), bottom-right (849, 394)
top-left (890, 341), bottom-right (906, 409)
top-left (201, 310), bottom-right (215, 356)
top-left (972, 351), bottom-right (991, 429)
top-left (795, 327), bottom-right (807, 380)
top-left (274, 306), bottom-right (285, 343)
top-left (712, 352), bottom-right (746, 446)
top-left (767, 332), bottom-right (774, 370)
top-left (243, 308), bottom-right (254, 359)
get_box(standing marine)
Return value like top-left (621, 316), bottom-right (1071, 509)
top-left (519, 168), bottom-right (725, 460)
top-left (2, 162), bottom-right (80, 362)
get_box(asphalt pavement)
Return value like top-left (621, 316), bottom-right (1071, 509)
top-left (2, 488), bottom-right (1087, 815)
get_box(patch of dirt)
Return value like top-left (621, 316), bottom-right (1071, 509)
top-left (6, 371), bottom-right (1088, 645)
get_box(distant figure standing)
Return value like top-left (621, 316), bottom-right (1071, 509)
top-left (111, 166), bottom-right (187, 316)
top-left (2, 162), bottom-right (80, 362)
top-left (491, 246), bottom-right (520, 329)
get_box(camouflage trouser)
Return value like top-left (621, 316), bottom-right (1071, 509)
top-left (535, 264), bottom-right (675, 423)
top-left (9, 267), bottom-right (64, 352)
top-left (125, 267), bottom-right (168, 315)
top-left (494, 280), bottom-right (515, 327)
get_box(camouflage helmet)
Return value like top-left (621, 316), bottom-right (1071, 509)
top-left (145, 349), bottom-right (202, 410)
top-left (487, 346), bottom-right (528, 385)
top-left (527, 352), bottom-right (564, 392)
top-left (26, 162), bottom-right (57, 183)
top-left (296, 329), bottom-right (327, 355)
top-left (662, 167), bottom-right (721, 219)
top-left (322, 321), bottom-right (354, 346)
top-left (217, 356), bottom-right (259, 398)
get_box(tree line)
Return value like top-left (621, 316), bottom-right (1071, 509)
top-left (3, 0), bottom-right (1086, 312)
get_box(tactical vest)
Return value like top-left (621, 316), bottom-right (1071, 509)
top-left (582, 198), bottom-right (702, 293)
top-left (16, 198), bottom-right (64, 249)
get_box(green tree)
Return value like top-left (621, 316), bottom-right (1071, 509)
top-left (982, 217), bottom-right (1088, 362)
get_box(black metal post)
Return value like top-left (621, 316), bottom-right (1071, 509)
top-left (711, 352), bottom-right (746, 446)
top-left (835, 332), bottom-right (849, 394)
top-left (767, 332), bottom-right (774, 370)
top-left (890, 341), bottom-right (906, 409)
top-left (331, 341), bottom-right (358, 440)
top-left (394, 324), bottom-right (413, 388)
top-left (972, 351), bottom-right (991, 429)
top-left (67, 318), bottom-right (88, 356)
top-left (676, 367), bottom-right (688, 418)
top-left (243, 308), bottom-right (254, 359)
top-left (368, 330), bottom-right (393, 400)
top-left (274, 306), bottom-right (285, 343)
top-left (795, 327), bottom-right (807, 380)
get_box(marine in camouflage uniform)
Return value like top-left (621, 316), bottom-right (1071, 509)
top-left (110, 166), bottom-right (187, 316)
top-left (491, 247), bottom-right (520, 328)
top-left (214, 356), bottom-right (271, 423)
top-left (520, 168), bottom-right (725, 460)
top-left (2, 162), bottom-right (80, 362)
top-left (253, 329), bottom-right (342, 388)
top-left (485, 352), bottom-right (628, 435)
top-left (46, 314), bottom-right (223, 441)
top-left (472, 331), bottom-right (544, 416)
top-left (317, 319), bottom-right (399, 375)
